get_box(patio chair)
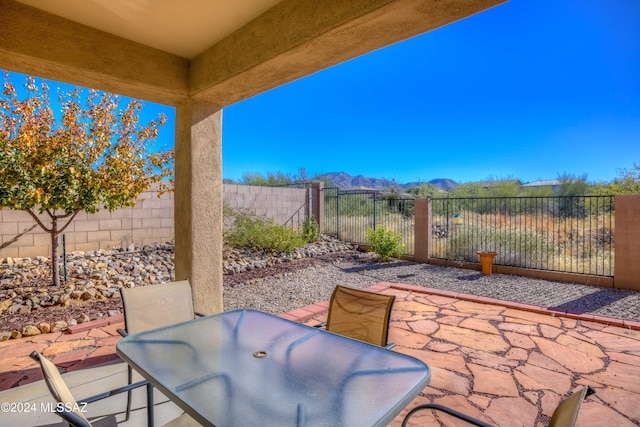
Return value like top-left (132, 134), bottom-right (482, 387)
top-left (315, 285), bottom-right (396, 349)
top-left (29, 351), bottom-right (197, 427)
top-left (117, 280), bottom-right (204, 421)
top-left (401, 386), bottom-right (595, 427)
top-left (117, 279), bottom-right (204, 336)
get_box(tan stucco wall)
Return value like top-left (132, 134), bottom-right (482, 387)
top-left (614, 195), bottom-right (640, 290)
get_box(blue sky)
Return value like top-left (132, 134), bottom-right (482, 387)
top-left (222, 0), bottom-right (640, 184)
top-left (5, 0), bottom-right (640, 185)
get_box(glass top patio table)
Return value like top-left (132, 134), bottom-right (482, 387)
top-left (116, 309), bottom-right (431, 427)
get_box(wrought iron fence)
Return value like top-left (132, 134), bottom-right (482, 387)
top-left (323, 188), bottom-right (414, 255)
top-left (284, 202), bottom-right (307, 231)
top-left (323, 191), bottom-right (615, 277)
top-left (430, 196), bottom-right (614, 276)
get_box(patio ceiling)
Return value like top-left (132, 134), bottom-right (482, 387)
top-left (1, 0), bottom-right (506, 107)
top-left (12, 0), bottom-right (284, 59)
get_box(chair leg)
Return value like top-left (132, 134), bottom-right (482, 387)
top-left (124, 365), bottom-right (133, 421)
top-left (125, 365), bottom-right (157, 426)
top-left (146, 382), bottom-right (155, 427)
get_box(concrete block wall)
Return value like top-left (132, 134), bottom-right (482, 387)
top-left (0, 184), bottom-right (311, 259)
top-left (223, 184), bottom-right (309, 226)
top-left (0, 189), bottom-right (174, 259)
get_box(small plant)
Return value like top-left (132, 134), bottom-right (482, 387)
top-left (302, 215), bottom-right (320, 242)
top-left (366, 225), bottom-right (405, 261)
top-left (224, 212), bottom-right (306, 253)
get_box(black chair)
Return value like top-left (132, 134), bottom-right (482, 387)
top-left (402, 386), bottom-right (595, 427)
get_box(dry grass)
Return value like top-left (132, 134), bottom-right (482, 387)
top-left (431, 211), bottom-right (613, 275)
top-left (328, 211), bottom-right (613, 276)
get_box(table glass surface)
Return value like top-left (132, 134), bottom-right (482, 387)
top-left (116, 309), bottom-right (430, 427)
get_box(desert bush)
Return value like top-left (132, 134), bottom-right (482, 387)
top-left (366, 225), bottom-right (404, 261)
top-left (302, 215), bottom-right (320, 242)
top-left (224, 212), bottom-right (306, 253)
top-left (444, 222), bottom-right (556, 268)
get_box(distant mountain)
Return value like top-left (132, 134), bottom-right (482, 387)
top-left (404, 178), bottom-right (458, 191)
top-left (316, 172), bottom-right (458, 191)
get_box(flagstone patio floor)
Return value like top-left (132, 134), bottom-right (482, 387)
top-left (1, 282), bottom-right (639, 426)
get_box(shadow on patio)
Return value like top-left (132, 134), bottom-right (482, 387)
top-left (1, 283), bottom-right (639, 426)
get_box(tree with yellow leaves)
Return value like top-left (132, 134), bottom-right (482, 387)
top-left (0, 72), bottom-right (173, 287)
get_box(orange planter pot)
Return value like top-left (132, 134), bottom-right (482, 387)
top-left (477, 251), bottom-right (498, 275)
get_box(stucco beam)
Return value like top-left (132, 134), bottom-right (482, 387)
top-left (0, 0), bottom-right (189, 105)
top-left (190, 0), bottom-right (506, 106)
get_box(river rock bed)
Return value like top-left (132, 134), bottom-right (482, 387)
top-left (0, 236), bottom-right (358, 339)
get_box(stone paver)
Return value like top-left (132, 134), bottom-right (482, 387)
top-left (470, 364), bottom-right (520, 396)
top-left (377, 284), bottom-right (640, 426)
top-left (435, 323), bottom-right (510, 353)
top-left (1, 282), bottom-right (639, 426)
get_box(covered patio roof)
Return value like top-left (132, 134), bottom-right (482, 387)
top-left (0, 0), bottom-right (506, 312)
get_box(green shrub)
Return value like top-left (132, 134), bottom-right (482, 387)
top-left (366, 225), bottom-right (404, 261)
top-left (224, 213), bottom-right (307, 253)
top-left (302, 215), bottom-right (320, 242)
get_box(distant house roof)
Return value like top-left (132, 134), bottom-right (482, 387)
top-left (464, 180), bottom-right (522, 188)
top-left (340, 187), bottom-right (414, 198)
top-left (522, 180), bottom-right (562, 187)
top-left (342, 186), bottom-right (379, 192)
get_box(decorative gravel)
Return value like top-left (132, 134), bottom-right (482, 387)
top-left (3, 238), bottom-right (638, 338)
top-left (223, 251), bottom-right (640, 323)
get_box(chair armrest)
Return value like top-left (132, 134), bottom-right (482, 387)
top-left (56, 406), bottom-right (92, 427)
top-left (116, 328), bottom-right (128, 337)
top-left (79, 380), bottom-right (151, 404)
top-left (402, 403), bottom-right (495, 427)
top-left (310, 325), bottom-right (394, 349)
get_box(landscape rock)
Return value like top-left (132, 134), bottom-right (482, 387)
top-left (0, 237), bottom-right (359, 339)
top-left (39, 322), bottom-right (51, 334)
top-left (52, 321), bottom-right (68, 333)
top-left (21, 325), bottom-right (41, 336)
top-left (77, 314), bottom-right (91, 324)
top-left (0, 298), bottom-right (11, 312)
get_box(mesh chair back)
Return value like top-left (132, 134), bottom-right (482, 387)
top-left (120, 280), bottom-right (196, 334)
top-left (548, 387), bottom-right (593, 427)
top-left (31, 352), bottom-right (91, 425)
top-left (326, 285), bottom-right (395, 347)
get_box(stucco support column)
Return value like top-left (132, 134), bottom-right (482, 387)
top-left (174, 100), bottom-right (223, 314)
top-left (614, 195), bottom-right (640, 291)
top-left (414, 199), bottom-right (431, 263)
top-left (311, 181), bottom-right (324, 230)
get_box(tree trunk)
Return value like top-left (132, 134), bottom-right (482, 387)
top-left (50, 220), bottom-right (60, 287)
